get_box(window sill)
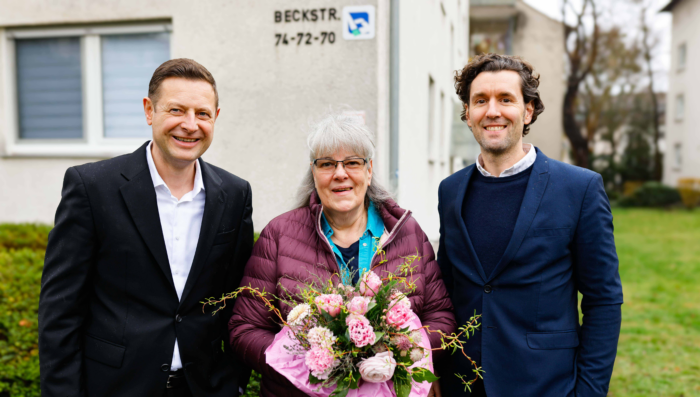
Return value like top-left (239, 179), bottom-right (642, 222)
top-left (3, 141), bottom-right (146, 159)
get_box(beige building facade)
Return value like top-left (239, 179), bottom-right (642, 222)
top-left (662, 0), bottom-right (700, 185)
top-left (0, 0), bottom-right (468, 240)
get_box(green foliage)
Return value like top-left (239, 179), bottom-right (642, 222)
top-left (0, 224), bottom-right (48, 396)
top-left (619, 182), bottom-right (681, 208)
top-left (0, 224), bottom-right (52, 251)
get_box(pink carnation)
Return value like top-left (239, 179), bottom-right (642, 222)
top-left (385, 302), bottom-right (412, 328)
top-left (347, 315), bottom-right (376, 347)
top-left (314, 294), bottom-right (344, 317)
top-left (359, 271), bottom-right (382, 297)
top-left (347, 296), bottom-right (372, 315)
top-left (305, 347), bottom-right (337, 380)
top-left (389, 291), bottom-right (411, 309)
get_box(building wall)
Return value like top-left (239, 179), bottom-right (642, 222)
top-left (663, 0), bottom-right (700, 186)
top-left (512, 0), bottom-right (565, 160)
top-left (0, 0), bottom-right (383, 230)
top-left (396, 0), bottom-right (469, 239)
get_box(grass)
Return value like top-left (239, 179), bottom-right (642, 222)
top-left (608, 209), bottom-right (700, 397)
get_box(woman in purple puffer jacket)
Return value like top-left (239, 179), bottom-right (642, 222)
top-left (228, 113), bottom-right (456, 397)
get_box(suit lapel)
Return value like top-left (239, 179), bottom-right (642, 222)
top-left (119, 142), bottom-right (176, 291)
top-left (179, 160), bottom-right (227, 306)
top-left (486, 149), bottom-right (550, 282)
top-left (452, 165), bottom-right (488, 283)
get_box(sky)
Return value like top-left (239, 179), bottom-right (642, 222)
top-left (522, 0), bottom-right (673, 92)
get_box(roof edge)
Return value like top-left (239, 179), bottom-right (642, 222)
top-left (661, 0), bottom-right (682, 12)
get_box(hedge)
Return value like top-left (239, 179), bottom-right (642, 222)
top-left (0, 224), bottom-right (262, 396)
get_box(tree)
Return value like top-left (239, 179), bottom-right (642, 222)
top-left (637, 1), bottom-right (663, 181)
top-left (562, 0), bottom-right (600, 169)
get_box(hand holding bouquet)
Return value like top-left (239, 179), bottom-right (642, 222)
top-left (204, 253), bottom-right (482, 397)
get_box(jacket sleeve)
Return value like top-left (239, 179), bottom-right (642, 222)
top-left (436, 181), bottom-right (454, 298)
top-left (228, 223), bottom-right (289, 385)
top-left (221, 182), bottom-right (254, 387)
top-left (39, 167), bottom-right (96, 397)
top-left (418, 230), bottom-right (457, 363)
top-left (572, 174), bottom-right (623, 397)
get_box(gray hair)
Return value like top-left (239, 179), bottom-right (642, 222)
top-left (295, 112), bottom-right (393, 209)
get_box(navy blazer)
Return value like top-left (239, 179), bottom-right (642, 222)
top-left (437, 148), bottom-right (623, 397)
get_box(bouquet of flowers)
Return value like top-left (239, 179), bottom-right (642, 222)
top-left (204, 252), bottom-right (482, 397)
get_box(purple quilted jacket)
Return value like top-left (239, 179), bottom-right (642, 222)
top-left (228, 192), bottom-right (456, 397)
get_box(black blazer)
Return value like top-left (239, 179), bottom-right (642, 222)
top-left (38, 142), bottom-right (254, 396)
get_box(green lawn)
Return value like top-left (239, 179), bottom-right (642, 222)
top-left (609, 209), bottom-right (700, 397)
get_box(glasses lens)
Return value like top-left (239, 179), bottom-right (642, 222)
top-left (344, 159), bottom-right (365, 170)
top-left (315, 160), bottom-right (336, 173)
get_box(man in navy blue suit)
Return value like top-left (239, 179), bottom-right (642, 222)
top-left (436, 53), bottom-right (623, 397)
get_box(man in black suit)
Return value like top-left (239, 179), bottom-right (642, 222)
top-left (39, 58), bottom-right (253, 396)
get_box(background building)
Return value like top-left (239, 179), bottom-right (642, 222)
top-left (0, 0), bottom-right (470, 240)
top-left (662, 0), bottom-right (699, 186)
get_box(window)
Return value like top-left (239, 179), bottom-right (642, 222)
top-left (678, 43), bottom-right (686, 71)
top-left (675, 94), bottom-right (685, 121)
top-left (673, 143), bottom-right (682, 170)
top-left (428, 76), bottom-right (436, 162)
top-left (4, 23), bottom-right (171, 157)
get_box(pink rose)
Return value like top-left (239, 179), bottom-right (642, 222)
top-left (348, 315), bottom-right (376, 348)
top-left (389, 291), bottom-right (411, 309)
top-left (314, 294), bottom-right (344, 317)
top-left (346, 313), bottom-right (370, 327)
top-left (385, 302), bottom-right (412, 328)
top-left (359, 271), bottom-right (382, 297)
top-left (305, 347), bottom-right (337, 380)
top-left (358, 351), bottom-right (396, 383)
top-left (347, 296), bottom-right (372, 315)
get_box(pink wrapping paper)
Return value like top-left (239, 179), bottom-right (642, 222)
top-left (265, 314), bottom-right (433, 397)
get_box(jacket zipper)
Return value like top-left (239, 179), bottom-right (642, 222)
top-left (369, 208), bottom-right (412, 268)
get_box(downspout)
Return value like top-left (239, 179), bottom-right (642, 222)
top-left (389, 0), bottom-right (400, 194)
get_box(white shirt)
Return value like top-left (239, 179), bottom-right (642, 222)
top-left (146, 140), bottom-right (206, 370)
top-left (476, 143), bottom-right (537, 177)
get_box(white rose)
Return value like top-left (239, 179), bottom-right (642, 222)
top-left (287, 304), bottom-right (311, 326)
top-left (358, 351), bottom-right (397, 383)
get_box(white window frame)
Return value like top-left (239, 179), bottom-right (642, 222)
top-left (678, 42), bottom-right (686, 71)
top-left (675, 94), bottom-right (685, 122)
top-left (3, 23), bottom-right (172, 158)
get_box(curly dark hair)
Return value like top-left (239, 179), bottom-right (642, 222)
top-left (454, 53), bottom-right (544, 136)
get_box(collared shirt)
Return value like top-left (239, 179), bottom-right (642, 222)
top-left (146, 140), bottom-right (206, 370)
top-left (476, 143), bottom-right (536, 177)
top-left (321, 201), bottom-right (385, 285)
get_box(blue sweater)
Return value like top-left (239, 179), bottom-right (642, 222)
top-left (462, 165), bottom-right (533, 278)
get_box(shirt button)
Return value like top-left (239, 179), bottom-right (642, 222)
top-left (484, 285), bottom-right (493, 294)
top-left (175, 236), bottom-right (180, 241)
top-left (175, 314), bottom-right (183, 323)
top-left (161, 364), bottom-right (170, 372)
top-left (363, 243), bottom-right (367, 247)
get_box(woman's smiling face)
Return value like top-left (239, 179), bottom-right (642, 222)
top-left (313, 148), bottom-right (372, 217)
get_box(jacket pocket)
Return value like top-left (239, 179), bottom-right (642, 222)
top-left (213, 229), bottom-right (236, 246)
top-left (526, 330), bottom-right (579, 350)
top-left (532, 227), bottom-right (571, 237)
top-left (83, 334), bottom-right (126, 368)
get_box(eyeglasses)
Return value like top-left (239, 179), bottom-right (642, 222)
top-left (313, 157), bottom-right (368, 174)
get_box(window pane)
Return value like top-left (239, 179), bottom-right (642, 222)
top-left (16, 38), bottom-right (83, 139)
top-left (102, 33), bottom-right (170, 138)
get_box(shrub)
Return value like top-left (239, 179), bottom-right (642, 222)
top-left (0, 224), bottom-right (52, 251)
top-left (0, 248), bottom-right (43, 396)
top-left (619, 182), bottom-right (681, 208)
top-left (677, 178), bottom-right (700, 209)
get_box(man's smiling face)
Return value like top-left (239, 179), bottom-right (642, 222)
top-left (144, 77), bottom-right (219, 167)
top-left (465, 70), bottom-right (534, 155)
